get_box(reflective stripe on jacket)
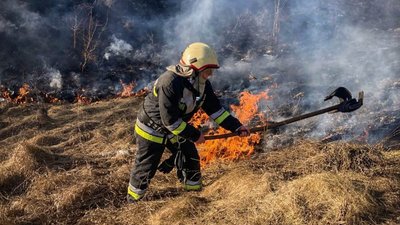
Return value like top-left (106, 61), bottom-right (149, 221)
top-left (135, 119), bottom-right (179, 144)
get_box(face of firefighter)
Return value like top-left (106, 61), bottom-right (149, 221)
top-left (199, 68), bottom-right (214, 80)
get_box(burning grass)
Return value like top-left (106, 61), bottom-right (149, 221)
top-left (0, 96), bottom-right (399, 224)
top-left (194, 90), bottom-right (270, 166)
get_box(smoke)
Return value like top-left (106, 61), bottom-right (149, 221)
top-left (161, 0), bottom-right (400, 142)
top-left (46, 67), bottom-right (62, 90)
top-left (104, 35), bottom-right (133, 60)
top-left (0, 0), bottom-right (399, 142)
top-left (162, 0), bottom-right (273, 62)
top-left (276, 1), bottom-right (400, 140)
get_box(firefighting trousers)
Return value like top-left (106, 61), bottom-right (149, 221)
top-left (129, 134), bottom-right (201, 190)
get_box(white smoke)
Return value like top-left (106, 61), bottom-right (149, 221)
top-left (104, 35), bottom-right (133, 60)
top-left (45, 67), bottom-right (63, 89)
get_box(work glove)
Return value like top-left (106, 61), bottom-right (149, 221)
top-left (195, 133), bottom-right (205, 144)
top-left (158, 156), bottom-right (175, 174)
top-left (235, 125), bottom-right (250, 137)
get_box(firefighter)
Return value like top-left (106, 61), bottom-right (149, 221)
top-left (127, 42), bottom-right (250, 202)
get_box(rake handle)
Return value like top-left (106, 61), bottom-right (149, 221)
top-left (204, 104), bottom-right (340, 140)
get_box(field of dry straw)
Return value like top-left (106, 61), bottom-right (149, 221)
top-left (0, 97), bottom-right (399, 224)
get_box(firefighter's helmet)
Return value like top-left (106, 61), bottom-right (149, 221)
top-left (180, 42), bottom-right (219, 71)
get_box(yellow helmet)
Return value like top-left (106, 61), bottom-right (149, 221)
top-left (180, 42), bottom-right (219, 71)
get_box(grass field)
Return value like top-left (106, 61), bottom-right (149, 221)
top-left (1, 97), bottom-right (399, 225)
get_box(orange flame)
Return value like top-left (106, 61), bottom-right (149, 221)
top-left (117, 81), bottom-right (150, 98)
top-left (1, 84), bottom-right (61, 104)
top-left (133, 88), bottom-right (150, 97)
top-left (44, 93), bottom-right (60, 103)
top-left (76, 94), bottom-right (92, 104)
top-left (15, 83), bottom-right (33, 104)
top-left (1, 86), bottom-right (13, 102)
top-left (119, 80), bottom-right (136, 98)
top-left (192, 90), bottom-right (270, 167)
top-left (75, 89), bottom-right (92, 104)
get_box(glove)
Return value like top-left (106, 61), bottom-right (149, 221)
top-left (158, 156), bottom-right (175, 174)
top-left (235, 125), bottom-right (250, 137)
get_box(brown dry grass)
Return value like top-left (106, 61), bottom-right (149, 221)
top-left (0, 98), bottom-right (399, 225)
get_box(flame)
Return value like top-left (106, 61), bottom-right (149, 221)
top-left (133, 88), bottom-right (150, 97)
top-left (118, 80), bottom-right (149, 98)
top-left (75, 89), bottom-right (92, 104)
top-left (15, 83), bottom-right (34, 104)
top-left (44, 93), bottom-right (60, 103)
top-left (15, 83), bottom-right (30, 103)
top-left (1, 84), bottom-right (61, 104)
top-left (1, 86), bottom-right (13, 102)
top-left (76, 94), bottom-right (92, 104)
top-left (0, 80), bottom-right (149, 105)
top-left (193, 90), bottom-right (270, 167)
top-left (119, 80), bottom-right (136, 98)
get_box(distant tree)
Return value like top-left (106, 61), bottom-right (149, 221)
top-left (68, 1), bottom-right (109, 73)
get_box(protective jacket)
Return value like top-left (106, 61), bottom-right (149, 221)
top-left (135, 65), bottom-right (242, 143)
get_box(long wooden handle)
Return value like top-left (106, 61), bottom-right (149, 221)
top-left (204, 104), bottom-right (340, 140)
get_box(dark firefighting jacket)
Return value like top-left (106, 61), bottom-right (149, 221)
top-left (135, 66), bottom-right (242, 144)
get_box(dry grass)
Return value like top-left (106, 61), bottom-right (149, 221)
top-left (0, 98), bottom-right (399, 225)
top-left (251, 172), bottom-right (377, 224)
